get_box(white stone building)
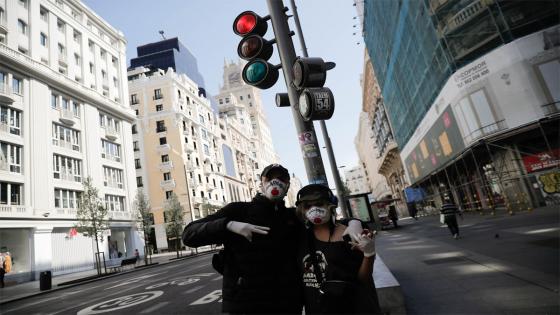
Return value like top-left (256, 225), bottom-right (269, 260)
top-left (128, 66), bottom-right (228, 252)
top-left (214, 60), bottom-right (280, 188)
top-left (344, 165), bottom-right (370, 195)
top-left (0, 0), bottom-right (141, 282)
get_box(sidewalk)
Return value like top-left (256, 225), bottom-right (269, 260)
top-left (0, 246), bottom-right (217, 305)
top-left (376, 206), bottom-right (559, 315)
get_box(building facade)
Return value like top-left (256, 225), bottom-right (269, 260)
top-left (0, 0), bottom-right (140, 282)
top-left (214, 60), bottom-right (280, 192)
top-left (344, 165), bottom-right (370, 195)
top-left (128, 66), bottom-right (227, 252)
top-left (363, 0), bottom-right (560, 212)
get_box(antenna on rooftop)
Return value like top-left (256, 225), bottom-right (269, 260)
top-left (158, 30), bottom-right (166, 40)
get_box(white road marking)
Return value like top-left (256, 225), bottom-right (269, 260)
top-left (139, 301), bottom-right (170, 313)
top-left (183, 285), bottom-right (205, 294)
top-left (211, 275), bottom-right (223, 281)
top-left (77, 291), bottom-right (164, 314)
top-left (190, 290), bottom-right (222, 305)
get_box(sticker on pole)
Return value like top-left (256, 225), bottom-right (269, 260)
top-left (77, 291), bottom-right (164, 314)
top-left (299, 131), bottom-right (315, 145)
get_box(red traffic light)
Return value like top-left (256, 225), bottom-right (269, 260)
top-left (233, 11), bottom-right (268, 37)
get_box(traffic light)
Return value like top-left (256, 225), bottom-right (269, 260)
top-left (233, 11), bottom-right (279, 89)
top-left (293, 57), bottom-right (336, 121)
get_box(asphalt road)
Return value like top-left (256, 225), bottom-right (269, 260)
top-left (3, 254), bottom-right (223, 315)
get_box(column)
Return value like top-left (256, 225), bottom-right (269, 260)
top-left (32, 227), bottom-right (53, 280)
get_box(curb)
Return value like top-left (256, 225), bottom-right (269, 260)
top-left (0, 250), bottom-right (218, 306)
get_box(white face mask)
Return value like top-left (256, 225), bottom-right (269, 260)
top-left (305, 206), bottom-right (330, 225)
top-left (263, 179), bottom-right (288, 201)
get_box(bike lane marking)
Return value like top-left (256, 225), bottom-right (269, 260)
top-left (76, 291), bottom-right (164, 315)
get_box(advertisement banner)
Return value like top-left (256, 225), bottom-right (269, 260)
top-left (523, 149), bottom-right (560, 173)
top-left (404, 106), bottom-right (465, 182)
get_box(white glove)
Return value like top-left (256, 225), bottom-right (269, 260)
top-left (226, 221), bottom-right (270, 242)
top-left (349, 231), bottom-right (376, 257)
top-left (343, 219), bottom-right (364, 243)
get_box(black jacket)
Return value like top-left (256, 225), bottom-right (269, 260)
top-left (182, 195), bottom-right (304, 314)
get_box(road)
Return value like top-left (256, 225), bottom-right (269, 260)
top-left (376, 207), bottom-right (559, 314)
top-left (3, 254), bottom-right (223, 315)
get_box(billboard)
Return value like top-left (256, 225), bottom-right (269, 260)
top-left (404, 106), bottom-right (465, 182)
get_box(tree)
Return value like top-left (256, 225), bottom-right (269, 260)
top-left (75, 177), bottom-right (109, 275)
top-left (134, 189), bottom-right (152, 265)
top-left (165, 193), bottom-right (185, 259)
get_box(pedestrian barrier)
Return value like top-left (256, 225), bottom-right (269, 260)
top-left (374, 255), bottom-right (406, 315)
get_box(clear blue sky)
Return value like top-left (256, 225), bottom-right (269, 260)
top-left (83, 0), bottom-right (364, 187)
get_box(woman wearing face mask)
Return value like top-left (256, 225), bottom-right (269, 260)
top-left (296, 184), bottom-right (381, 315)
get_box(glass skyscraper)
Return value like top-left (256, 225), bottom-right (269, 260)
top-left (363, 0), bottom-right (559, 148)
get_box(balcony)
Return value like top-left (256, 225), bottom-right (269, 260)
top-left (160, 179), bottom-right (176, 190)
top-left (192, 196), bottom-right (203, 205)
top-left (203, 166), bottom-right (212, 176)
top-left (185, 161), bottom-right (195, 171)
top-left (153, 94), bottom-right (163, 100)
top-left (184, 143), bottom-right (194, 153)
top-left (59, 109), bottom-right (76, 125)
top-left (105, 127), bottom-right (118, 141)
top-left (109, 211), bottom-right (132, 220)
top-left (159, 161), bottom-right (174, 172)
top-left (157, 143), bottom-right (170, 154)
top-left (188, 178), bottom-right (197, 187)
top-left (463, 119), bottom-right (507, 144)
top-left (0, 16), bottom-right (7, 34)
top-left (183, 128), bottom-right (190, 136)
top-left (0, 83), bottom-right (14, 103)
top-left (58, 53), bottom-right (67, 66)
top-left (0, 205), bottom-right (28, 217)
top-left (443, 0), bottom-right (493, 34)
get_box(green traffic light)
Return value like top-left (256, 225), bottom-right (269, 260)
top-left (245, 61), bottom-right (267, 83)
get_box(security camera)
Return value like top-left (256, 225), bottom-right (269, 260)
top-left (43, 212), bottom-right (50, 217)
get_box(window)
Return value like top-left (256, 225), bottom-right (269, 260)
top-left (156, 121), bottom-right (166, 133)
top-left (247, 94), bottom-right (251, 99)
top-left (113, 77), bottom-right (118, 88)
top-left (219, 99), bottom-right (223, 104)
top-left (135, 158), bottom-right (141, 169)
top-left (40, 7), bottom-right (48, 21)
top-left (199, 114), bottom-right (205, 124)
top-left (89, 62), bottom-right (94, 74)
top-left (19, 0), bottom-right (28, 9)
top-left (12, 77), bottom-right (22, 95)
top-left (161, 154), bottom-right (169, 162)
top-left (165, 191), bottom-right (173, 199)
top-left (52, 154), bottom-right (82, 182)
top-left (73, 31), bottom-right (81, 43)
top-left (240, 95), bottom-right (243, 100)
top-left (156, 104), bottom-right (163, 112)
top-left (203, 144), bottom-right (210, 156)
top-left (58, 43), bottom-right (65, 55)
top-left (51, 94), bottom-right (59, 109)
top-left (133, 141), bottom-right (139, 151)
top-left (0, 182), bottom-right (23, 205)
top-left (130, 94), bottom-right (138, 105)
top-left (159, 137), bottom-right (167, 145)
top-left (103, 166), bottom-right (124, 189)
top-left (163, 172), bottom-right (171, 181)
top-left (131, 124), bottom-right (137, 134)
top-left (0, 106), bottom-right (22, 136)
top-left (0, 142), bottom-right (22, 173)
top-left (154, 89), bottom-right (162, 100)
top-left (57, 19), bottom-right (65, 33)
top-left (40, 33), bottom-right (48, 46)
top-left (17, 19), bottom-right (27, 36)
top-left (136, 176), bottom-right (143, 188)
top-left (101, 139), bottom-right (121, 162)
top-left (52, 124), bottom-right (80, 151)
top-left (225, 97), bottom-right (230, 103)
top-left (74, 54), bottom-right (80, 66)
top-left (54, 189), bottom-right (80, 209)
top-left (101, 70), bottom-right (107, 79)
top-left (105, 195), bottom-right (125, 212)
top-left (72, 103), bottom-right (80, 117)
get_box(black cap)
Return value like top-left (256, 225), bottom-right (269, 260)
top-left (261, 164), bottom-right (290, 181)
top-left (296, 184), bottom-right (333, 206)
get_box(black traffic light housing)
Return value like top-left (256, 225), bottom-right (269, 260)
top-left (233, 11), bottom-right (280, 90)
top-left (292, 57), bottom-right (336, 121)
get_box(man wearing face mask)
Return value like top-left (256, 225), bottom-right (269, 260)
top-left (183, 164), bottom-right (364, 314)
top-left (182, 164), bottom-right (303, 314)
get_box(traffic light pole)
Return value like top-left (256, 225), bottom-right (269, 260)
top-left (289, 0), bottom-right (350, 219)
top-left (265, 0), bottom-right (331, 189)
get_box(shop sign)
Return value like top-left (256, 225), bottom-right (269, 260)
top-left (522, 149), bottom-right (560, 173)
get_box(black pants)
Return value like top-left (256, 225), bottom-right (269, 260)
top-left (445, 215), bottom-right (459, 236)
top-left (0, 268), bottom-right (5, 288)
